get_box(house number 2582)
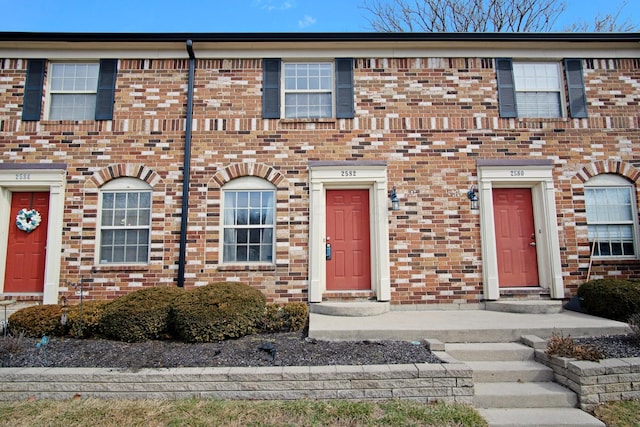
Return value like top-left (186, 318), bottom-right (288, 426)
top-left (340, 170), bottom-right (356, 177)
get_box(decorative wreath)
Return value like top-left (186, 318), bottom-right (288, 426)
top-left (15, 208), bottom-right (42, 233)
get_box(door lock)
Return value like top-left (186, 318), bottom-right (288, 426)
top-left (326, 243), bottom-right (332, 260)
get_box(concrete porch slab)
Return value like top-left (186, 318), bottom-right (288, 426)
top-left (308, 309), bottom-right (630, 342)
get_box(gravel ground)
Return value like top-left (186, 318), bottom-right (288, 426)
top-left (0, 331), bottom-right (441, 369)
top-left (574, 334), bottom-right (640, 359)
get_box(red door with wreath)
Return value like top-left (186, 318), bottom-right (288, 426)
top-left (4, 192), bottom-right (49, 293)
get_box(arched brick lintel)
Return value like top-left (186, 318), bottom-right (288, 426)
top-left (211, 163), bottom-right (287, 188)
top-left (575, 160), bottom-right (640, 184)
top-left (89, 164), bottom-right (162, 188)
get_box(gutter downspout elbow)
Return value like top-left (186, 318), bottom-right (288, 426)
top-left (178, 40), bottom-right (196, 287)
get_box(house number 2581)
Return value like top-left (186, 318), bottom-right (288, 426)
top-left (340, 170), bottom-right (356, 177)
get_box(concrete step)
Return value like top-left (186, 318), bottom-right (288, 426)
top-left (308, 301), bottom-right (390, 317)
top-left (446, 342), bottom-right (534, 362)
top-left (486, 300), bottom-right (563, 314)
top-left (478, 408), bottom-right (605, 427)
top-left (466, 360), bottom-right (554, 383)
top-left (474, 382), bottom-right (577, 409)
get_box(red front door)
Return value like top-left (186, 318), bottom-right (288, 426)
top-left (326, 189), bottom-right (371, 291)
top-left (4, 192), bottom-right (49, 293)
top-left (493, 188), bottom-right (539, 287)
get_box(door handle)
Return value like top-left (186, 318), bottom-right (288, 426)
top-left (529, 242), bottom-right (536, 247)
top-left (326, 243), bottom-right (332, 260)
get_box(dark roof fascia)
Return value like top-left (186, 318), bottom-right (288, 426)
top-left (1, 31), bottom-right (639, 44)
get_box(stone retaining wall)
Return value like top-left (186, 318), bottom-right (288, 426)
top-left (535, 350), bottom-right (640, 411)
top-left (0, 363), bottom-right (473, 402)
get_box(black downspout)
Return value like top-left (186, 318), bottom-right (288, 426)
top-left (178, 40), bottom-right (195, 287)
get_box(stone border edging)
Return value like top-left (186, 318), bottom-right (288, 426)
top-left (528, 336), bottom-right (640, 411)
top-left (0, 362), bottom-right (473, 402)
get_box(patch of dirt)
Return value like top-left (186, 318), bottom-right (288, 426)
top-left (0, 331), bottom-right (442, 369)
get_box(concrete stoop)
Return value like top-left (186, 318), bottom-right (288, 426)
top-left (445, 341), bottom-right (604, 427)
top-left (485, 300), bottom-right (563, 314)
top-left (309, 301), bottom-right (390, 317)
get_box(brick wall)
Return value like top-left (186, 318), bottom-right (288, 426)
top-left (1, 55), bottom-right (639, 305)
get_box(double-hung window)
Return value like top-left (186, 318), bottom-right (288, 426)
top-left (585, 174), bottom-right (638, 258)
top-left (496, 58), bottom-right (587, 119)
top-left (262, 58), bottom-right (354, 119)
top-left (98, 178), bottom-right (152, 264)
top-left (49, 63), bottom-right (100, 120)
top-left (222, 177), bottom-right (275, 263)
top-left (22, 59), bottom-right (117, 121)
top-left (513, 63), bottom-right (563, 118)
top-left (283, 63), bottom-right (333, 118)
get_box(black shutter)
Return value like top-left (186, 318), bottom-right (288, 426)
top-left (95, 59), bottom-right (118, 120)
top-left (564, 58), bottom-right (588, 119)
top-left (335, 58), bottom-right (354, 119)
top-left (22, 59), bottom-right (46, 121)
top-left (262, 58), bottom-right (281, 119)
top-left (495, 58), bottom-right (517, 118)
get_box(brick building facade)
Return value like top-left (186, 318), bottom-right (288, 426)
top-left (0, 32), bottom-right (638, 308)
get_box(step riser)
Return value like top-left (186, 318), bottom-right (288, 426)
top-left (474, 393), bottom-right (577, 409)
top-left (473, 369), bottom-right (554, 383)
top-left (447, 349), bottom-right (534, 362)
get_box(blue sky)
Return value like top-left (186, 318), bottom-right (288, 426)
top-left (0, 0), bottom-right (637, 32)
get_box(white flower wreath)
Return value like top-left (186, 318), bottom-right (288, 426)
top-left (15, 208), bottom-right (42, 233)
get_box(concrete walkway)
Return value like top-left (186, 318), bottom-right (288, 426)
top-left (309, 309), bottom-right (630, 342)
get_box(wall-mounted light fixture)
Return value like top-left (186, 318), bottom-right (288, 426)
top-left (467, 186), bottom-right (479, 210)
top-left (389, 186), bottom-right (400, 211)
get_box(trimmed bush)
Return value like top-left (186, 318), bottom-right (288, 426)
top-left (64, 300), bottom-right (111, 338)
top-left (172, 282), bottom-right (266, 343)
top-left (99, 286), bottom-right (185, 343)
top-left (261, 302), bottom-right (309, 333)
top-left (577, 279), bottom-right (640, 321)
top-left (8, 304), bottom-right (64, 337)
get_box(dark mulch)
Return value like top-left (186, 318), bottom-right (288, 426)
top-left (0, 331), bottom-right (442, 369)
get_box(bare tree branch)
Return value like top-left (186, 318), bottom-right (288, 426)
top-left (360, 0), bottom-right (636, 32)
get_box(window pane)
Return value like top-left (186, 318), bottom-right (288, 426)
top-left (585, 184), bottom-right (636, 257)
top-left (222, 189), bottom-right (275, 263)
top-left (99, 189), bottom-right (152, 264)
top-left (515, 92), bottom-right (561, 118)
top-left (50, 94), bottom-right (97, 120)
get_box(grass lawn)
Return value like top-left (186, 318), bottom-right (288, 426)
top-left (593, 399), bottom-right (640, 427)
top-left (0, 398), bottom-right (488, 426)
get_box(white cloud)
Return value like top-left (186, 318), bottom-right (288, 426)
top-left (253, 0), bottom-right (294, 11)
top-left (298, 15), bottom-right (317, 28)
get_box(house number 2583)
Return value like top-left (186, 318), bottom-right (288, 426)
top-left (510, 170), bottom-right (525, 177)
top-left (340, 170), bottom-right (356, 177)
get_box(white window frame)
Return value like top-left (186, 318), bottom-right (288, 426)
top-left (46, 62), bottom-right (99, 121)
top-left (220, 176), bottom-right (276, 264)
top-left (585, 174), bottom-right (639, 259)
top-left (513, 62), bottom-right (565, 119)
top-left (282, 61), bottom-right (334, 119)
top-left (96, 177), bottom-right (152, 265)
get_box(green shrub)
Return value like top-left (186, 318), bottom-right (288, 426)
top-left (261, 302), bottom-right (309, 332)
top-left (99, 286), bottom-right (184, 343)
top-left (8, 304), bottom-right (64, 337)
top-left (64, 300), bottom-right (111, 338)
top-left (172, 282), bottom-right (266, 343)
top-left (577, 279), bottom-right (640, 321)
